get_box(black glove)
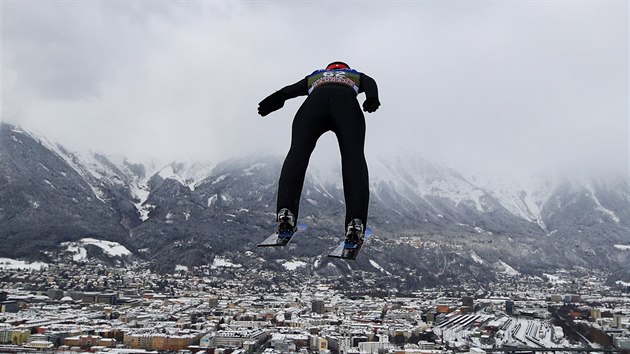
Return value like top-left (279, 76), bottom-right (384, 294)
top-left (363, 97), bottom-right (380, 113)
top-left (258, 91), bottom-right (287, 117)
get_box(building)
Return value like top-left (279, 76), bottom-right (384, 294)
top-left (435, 305), bottom-right (451, 314)
top-left (208, 296), bottom-right (219, 308)
top-left (0, 301), bottom-right (19, 313)
top-left (591, 308), bottom-right (601, 320)
top-left (505, 300), bottom-right (515, 315)
top-left (614, 337), bottom-right (630, 350)
top-left (63, 335), bottom-right (117, 348)
top-left (425, 310), bottom-right (436, 323)
top-left (613, 314), bottom-right (623, 328)
top-left (82, 292), bottom-right (117, 305)
top-left (310, 336), bottom-right (328, 353)
top-left (357, 335), bottom-right (393, 354)
top-left (11, 329), bottom-right (30, 345)
top-left (461, 297), bottom-right (474, 307)
top-left (418, 341), bottom-right (435, 350)
top-left (47, 288), bottom-right (64, 300)
top-left (209, 329), bottom-right (268, 348)
top-left (0, 324), bottom-right (12, 344)
top-left (23, 340), bottom-right (54, 350)
top-left (312, 300), bottom-right (326, 314)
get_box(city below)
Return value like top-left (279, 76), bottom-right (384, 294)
top-left (0, 258), bottom-right (629, 354)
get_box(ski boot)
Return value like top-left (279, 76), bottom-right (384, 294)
top-left (276, 208), bottom-right (297, 240)
top-left (344, 218), bottom-right (365, 249)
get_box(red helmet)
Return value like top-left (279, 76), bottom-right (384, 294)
top-left (326, 61), bottom-right (350, 70)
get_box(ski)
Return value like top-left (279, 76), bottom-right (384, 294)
top-left (327, 227), bottom-right (373, 260)
top-left (257, 223), bottom-right (307, 247)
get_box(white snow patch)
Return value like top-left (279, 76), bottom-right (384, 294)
top-left (369, 260), bottom-right (391, 275)
top-left (183, 211), bottom-right (191, 221)
top-left (586, 186), bottom-right (621, 223)
top-left (43, 179), bottom-right (56, 189)
top-left (543, 273), bottom-right (567, 284)
top-left (208, 194), bottom-right (218, 206)
top-left (614, 244), bottom-right (630, 251)
top-left (282, 260), bottom-right (307, 271)
top-left (470, 252), bottom-right (484, 264)
top-left (139, 204), bottom-right (155, 222)
top-left (211, 257), bottom-right (242, 269)
top-left (173, 161), bottom-right (215, 190)
top-left (473, 174), bottom-right (555, 231)
top-left (616, 280), bottom-right (630, 287)
top-left (88, 185), bottom-right (107, 203)
top-left (33, 138), bottom-right (117, 204)
top-left (369, 155), bottom-right (491, 212)
top-left (65, 244), bottom-right (88, 261)
top-left (131, 184), bottom-right (151, 221)
top-left (306, 198), bottom-right (318, 205)
top-left (166, 212), bottom-right (175, 224)
top-left (496, 260), bottom-right (520, 276)
top-left (63, 238), bottom-right (132, 260)
top-left (175, 265), bottom-right (188, 272)
top-left (0, 258), bottom-right (48, 270)
top-left (155, 162), bottom-right (213, 191)
top-left (158, 165), bottom-right (186, 184)
top-left (242, 163), bottom-right (265, 176)
top-left (80, 238), bottom-right (132, 257)
top-left (212, 174), bottom-right (229, 185)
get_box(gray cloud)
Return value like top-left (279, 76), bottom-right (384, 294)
top-left (2, 1), bottom-right (627, 179)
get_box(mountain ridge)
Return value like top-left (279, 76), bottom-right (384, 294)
top-left (2, 122), bottom-right (629, 288)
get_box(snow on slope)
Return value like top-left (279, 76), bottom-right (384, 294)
top-left (369, 259), bottom-right (391, 275)
top-left (470, 173), bottom-right (555, 231)
top-left (368, 155), bottom-right (488, 212)
top-left (585, 184), bottom-right (621, 224)
top-left (282, 260), bottom-right (307, 271)
top-left (0, 258), bottom-right (48, 270)
top-left (211, 257), bottom-right (242, 269)
top-left (62, 238), bottom-right (132, 261)
top-left (36, 137), bottom-right (109, 203)
top-left (158, 164), bottom-right (188, 186)
top-left (495, 260), bottom-right (520, 276)
top-left (470, 251), bottom-right (485, 264)
top-left (157, 161), bottom-right (215, 191)
top-left (34, 132), bottom-right (156, 213)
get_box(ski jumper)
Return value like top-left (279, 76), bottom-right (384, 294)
top-left (260, 67), bottom-right (380, 228)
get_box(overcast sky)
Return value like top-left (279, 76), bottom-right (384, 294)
top-left (1, 1), bottom-right (628, 180)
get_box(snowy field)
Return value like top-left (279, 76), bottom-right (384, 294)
top-left (0, 258), bottom-right (48, 270)
top-left (62, 238), bottom-right (132, 261)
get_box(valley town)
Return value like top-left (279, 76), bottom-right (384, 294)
top-left (0, 258), bottom-right (629, 354)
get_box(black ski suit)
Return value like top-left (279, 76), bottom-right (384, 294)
top-left (258, 67), bottom-right (380, 228)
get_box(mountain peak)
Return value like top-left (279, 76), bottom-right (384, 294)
top-left (2, 122), bottom-right (629, 285)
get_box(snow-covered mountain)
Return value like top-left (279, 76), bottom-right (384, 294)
top-left (1, 123), bottom-right (629, 287)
